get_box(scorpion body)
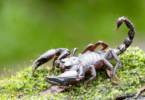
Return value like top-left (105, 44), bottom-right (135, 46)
top-left (32, 17), bottom-right (135, 89)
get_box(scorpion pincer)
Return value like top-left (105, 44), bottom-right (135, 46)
top-left (32, 17), bottom-right (135, 89)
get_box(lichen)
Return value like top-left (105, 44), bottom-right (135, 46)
top-left (0, 47), bottom-right (145, 100)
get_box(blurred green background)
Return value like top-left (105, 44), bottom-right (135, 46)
top-left (0, 0), bottom-right (145, 76)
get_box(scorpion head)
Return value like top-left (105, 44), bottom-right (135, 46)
top-left (61, 57), bottom-right (81, 69)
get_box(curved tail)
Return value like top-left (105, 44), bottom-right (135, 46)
top-left (116, 16), bottom-right (135, 54)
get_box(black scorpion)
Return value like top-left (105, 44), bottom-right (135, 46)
top-left (32, 17), bottom-right (135, 89)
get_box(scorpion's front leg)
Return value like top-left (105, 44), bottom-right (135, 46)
top-left (31, 48), bottom-right (70, 76)
top-left (70, 48), bottom-right (77, 57)
top-left (45, 65), bottom-right (85, 86)
top-left (103, 48), bottom-right (120, 84)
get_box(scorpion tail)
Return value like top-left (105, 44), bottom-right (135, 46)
top-left (115, 16), bottom-right (135, 54)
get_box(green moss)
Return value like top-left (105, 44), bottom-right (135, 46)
top-left (0, 47), bottom-right (145, 100)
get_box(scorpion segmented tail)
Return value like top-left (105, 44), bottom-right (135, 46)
top-left (116, 16), bottom-right (135, 54)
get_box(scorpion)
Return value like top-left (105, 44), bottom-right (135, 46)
top-left (32, 17), bottom-right (135, 89)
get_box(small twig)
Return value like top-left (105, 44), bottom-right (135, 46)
top-left (135, 85), bottom-right (145, 99)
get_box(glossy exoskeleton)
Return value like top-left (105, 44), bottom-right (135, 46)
top-left (32, 17), bottom-right (135, 89)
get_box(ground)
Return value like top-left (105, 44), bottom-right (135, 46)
top-left (0, 47), bottom-right (145, 100)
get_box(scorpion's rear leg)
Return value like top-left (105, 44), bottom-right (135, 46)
top-left (90, 41), bottom-right (108, 51)
top-left (84, 65), bottom-right (96, 89)
top-left (81, 41), bottom-right (108, 54)
top-left (103, 48), bottom-right (120, 84)
top-left (105, 69), bottom-right (119, 80)
top-left (103, 59), bottom-right (118, 84)
top-left (81, 44), bottom-right (93, 54)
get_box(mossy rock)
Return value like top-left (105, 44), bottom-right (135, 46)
top-left (0, 47), bottom-right (145, 100)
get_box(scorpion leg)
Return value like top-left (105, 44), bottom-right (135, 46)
top-left (103, 48), bottom-right (120, 84)
top-left (105, 69), bottom-right (119, 80)
top-left (105, 48), bottom-right (120, 80)
top-left (90, 41), bottom-right (108, 51)
top-left (81, 41), bottom-right (108, 54)
top-left (70, 48), bottom-right (77, 57)
top-left (31, 48), bottom-right (70, 76)
top-left (103, 58), bottom-right (117, 84)
top-left (81, 44), bottom-right (93, 54)
top-left (84, 65), bottom-right (96, 89)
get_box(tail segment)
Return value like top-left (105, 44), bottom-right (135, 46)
top-left (116, 16), bottom-right (135, 54)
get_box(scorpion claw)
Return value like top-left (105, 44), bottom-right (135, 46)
top-left (31, 48), bottom-right (70, 76)
top-left (45, 76), bottom-right (66, 86)
top-left (45, 74), bottom-right (82, 86)
top-left (45, 79), bottom-right (62, 86)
